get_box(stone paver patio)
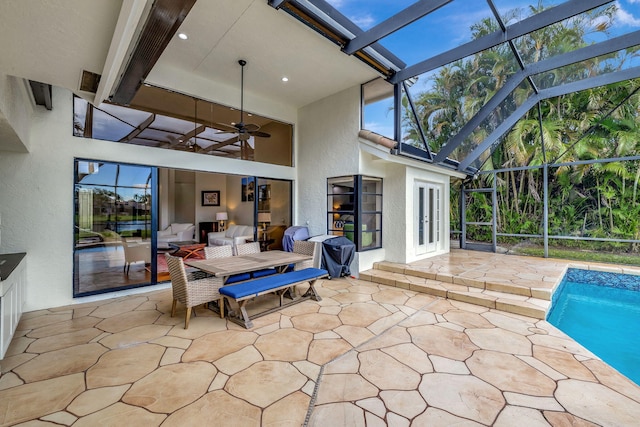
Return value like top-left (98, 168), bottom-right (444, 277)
top-left (1, 250), bottom-right (639, 426)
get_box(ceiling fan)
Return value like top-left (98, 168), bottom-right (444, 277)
top-left (220, 59), bottom-right (271, 141)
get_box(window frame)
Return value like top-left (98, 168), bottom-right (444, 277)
top-left (327, 175), bottom-right (383, 251)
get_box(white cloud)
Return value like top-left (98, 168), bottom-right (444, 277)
top-left (615, 2), bottom-right (640, 26)
top-left (324, 0), bottom-right (375, 30)
top-left (351, 14), bottom-right (376, 30)
top-left (363, 121), bottom-right (394, 138)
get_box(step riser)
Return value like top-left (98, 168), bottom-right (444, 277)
top-left (359, 271), bottom-right (547, 320)
top-left (373, 263), bottom-right (551, 300)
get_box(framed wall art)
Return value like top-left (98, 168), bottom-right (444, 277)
top-left (201, 190), bottom-right (220, 206)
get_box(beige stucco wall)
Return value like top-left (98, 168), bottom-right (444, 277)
top-left (297, 85), bottom-right (362, 271)
top-left (297, 85), bottom-right (458, 274)
top-left (0, 86), bottom-right (296, 311)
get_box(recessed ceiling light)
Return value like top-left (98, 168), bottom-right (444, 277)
top-left (281, 77), bottom-right (289, 82)
top-left (178, 33), bottom-right (188, 40)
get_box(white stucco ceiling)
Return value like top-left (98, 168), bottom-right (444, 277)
top-left (0, 0), bottom-right (380, 111)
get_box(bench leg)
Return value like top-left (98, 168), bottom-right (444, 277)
top-left (277, 286), bottom-right (298, 306)
top-left (237, 300), bottom-right (254, 329)
top-left (283, 285), bottom-right (298, 301)
top-left (302, 279), bottom-right (322, 302)
top-left (221, 275), bottom-right (327, 329)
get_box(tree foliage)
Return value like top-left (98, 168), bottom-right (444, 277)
top-left (407, 2), bottom-right (640, 251)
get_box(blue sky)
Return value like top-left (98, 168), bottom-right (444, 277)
top-left (329, 0), bottom-right (639, 65)
top-left (340, 0), bottom-right (640, 137)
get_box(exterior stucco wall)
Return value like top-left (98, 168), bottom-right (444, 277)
top-left (0, 86), bottom-right (296, 311)
top-left (298, 84), bottom-right (457, 273)
top-left (297, 86), bottom-right (360, 232)
top-left (297, 85), bottom-right (365, 273)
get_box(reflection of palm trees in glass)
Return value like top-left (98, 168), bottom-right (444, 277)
top-left (133, 191), bottom-right (151, 237)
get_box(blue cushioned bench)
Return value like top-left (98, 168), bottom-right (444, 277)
top-left (220, 267), bottom-right (328, 328)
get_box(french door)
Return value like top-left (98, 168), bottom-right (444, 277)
top-left (415, 181), bottom-right (442, 255)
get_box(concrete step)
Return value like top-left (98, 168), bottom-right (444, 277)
top-left (359, 263), bottom-right (550, 319)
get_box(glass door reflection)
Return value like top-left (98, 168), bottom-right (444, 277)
top-left (74, 160), bottom-right (155, 296)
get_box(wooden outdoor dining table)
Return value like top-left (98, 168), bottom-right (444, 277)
top-left (184, 250), bottom-right (312, 283)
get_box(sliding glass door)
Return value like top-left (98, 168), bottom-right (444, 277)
top-left (72, 161), bottom-right (293, 297)
top-left (73, 160), bottom-right (157, 297)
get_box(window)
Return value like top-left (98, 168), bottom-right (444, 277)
top-left (327, 175), bottom-right (382, 251)
top-left (74, 160), bottom-right (156, 297)
top-left (362, 78), bottom-right (394, 139)
top-left (73, 85), bottom-right (293, 167)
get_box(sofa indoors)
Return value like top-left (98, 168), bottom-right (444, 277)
top-left (158, 223), bottom-right (195, 243)
top-left (208, 225), bottom-right (254, 253)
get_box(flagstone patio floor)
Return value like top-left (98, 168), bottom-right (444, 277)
top-left (1, 250), bottom-right (640, 426)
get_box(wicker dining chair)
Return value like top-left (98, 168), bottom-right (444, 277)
top-left (165, 253), bottom-right (224, 329)
top-left (292, 240), bottom-right (318, 270)
top-left (235, 242), bottom-right (261, 255)
top-left (204, 245), bottom-right (233, 259)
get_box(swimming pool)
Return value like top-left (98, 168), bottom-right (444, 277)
top-left (547, 268), bottom-right (640, 386)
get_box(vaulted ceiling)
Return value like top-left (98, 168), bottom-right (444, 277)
top-left (0, 0), bottom-right (379, 110)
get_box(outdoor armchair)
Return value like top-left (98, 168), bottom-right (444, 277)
top-left (165, 253), bottom-right (224, 329)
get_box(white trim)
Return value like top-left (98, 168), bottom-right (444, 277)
top-left (94, 0), bottom-right (152, 105)
top-left (359, 138), bottom-right (467, 179)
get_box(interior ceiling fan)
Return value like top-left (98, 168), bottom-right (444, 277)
top-left (220, 59), bottom-right (271, 141)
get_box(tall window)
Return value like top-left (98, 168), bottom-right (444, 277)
top-left (74, 160), bottom-right (156, 297)
top-left (327, 175), bottom-right (382, 251)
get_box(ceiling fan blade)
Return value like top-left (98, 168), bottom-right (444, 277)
top-left (249, 130), bottom-right (271, 138)
top-left (243, 123), bottom-right (259, 132)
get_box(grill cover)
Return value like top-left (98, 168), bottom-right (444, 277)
top-left (320, 236), bottom-right (355, 278)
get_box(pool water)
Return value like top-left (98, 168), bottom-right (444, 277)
top-left (547, 268), bottom-right (640, 386)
